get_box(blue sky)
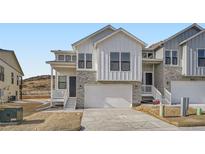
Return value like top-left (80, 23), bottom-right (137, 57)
top-left (0, 23), bottom-right (204, 79)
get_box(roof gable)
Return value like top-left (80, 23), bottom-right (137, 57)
top-left (148, 23), bottom-right (203, 50)
top-left (94, 28), bottom-right (147, 48)
top-left (0, 49), bottom-right (24, 75)
top-left (72, 25), bottom-right (116, 48)
top-left (179, 30), bottom-right (205, 45)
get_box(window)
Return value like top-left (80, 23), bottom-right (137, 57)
top-left (165, 50), bottom-right (171, 64)
top-left (78, 53), bottom-right (92, 69)
top-left (86, 54), bottom-right (92, 69)
top-left (11, 72), bottom-right (14, 84)
top-left (142, 52), bottom-right (153, 59)
top-left (65, 55), bottom-right (71, 62)
top-left (172, 51), bottom-right (178, 65)
top-left (110, 52), bottom-right (120, 71)
top-left (0, 66), bottom-right (4, 82)
top-left (17, 75), bottom-right (19, 86)
top-left (78, 53), bottom-right (85, 68)
top-left (58, 55), bottom-right (64, 61)
top-left (58, 76), bottom-right (67, 89)
top-left (121, 52), bottom-right (130, 71)
top-left (72, 55), bottom-right (76, 62)
top-left (198, 49), bottom-right (205, 67)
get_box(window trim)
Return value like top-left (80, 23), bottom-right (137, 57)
top-left (58, 76), bottom-right (67, 89)
top-left (0, 65), bottom-right (4, 82)
top-left (197, 48), bottom-right (205, 68)
top-left (77, 53), bottom-right (93, 70)
top-left (110, 52), bottom-right (120, 71)
top-left (142, 52), bottom-right (154, 59)
top-left (109, 51), bottom-right (131, 72)
top-left (164, 49), bottom-right (179, 66)
top-left (11, 72), bottom-right (14, 84)
top-left (65, 55), bottom-right (72, 62)
top-left (121, 52), bottom-right (131, 71)
top-left (58, 55), bottom-right (65, 61)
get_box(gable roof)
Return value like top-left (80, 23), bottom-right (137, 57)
top-left (94, 28), bottom-right (147, 47)
top-left (179, 30), bottom-right (205, 45)
top-left (148, 23), bottom-right (203, 50)
top-left (72, 25), bottom-right (116, 47)
top-left (0, 49), bottom-right (24, 75)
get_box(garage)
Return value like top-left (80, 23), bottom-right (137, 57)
top-left (171, 81), bottom-right (205, 104)
top-left (84, 84), bottom-right (132, 108)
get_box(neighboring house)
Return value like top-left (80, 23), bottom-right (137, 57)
top-left (47, 23), bottom-right (205, 109)
top-left (0, 49), bottom-right (24, 103)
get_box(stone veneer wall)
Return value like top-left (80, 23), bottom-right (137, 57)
top-left (76, 71), bottom-right (142, 109)
top-left (154, 63), bottom-right (164, 94)
top-left (76, 71), bottom-right (97, 108)
top-left (163, 66), bottom-right (205, 92)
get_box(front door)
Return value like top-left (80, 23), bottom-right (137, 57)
top-left (144, 72), bottom-right (153, 85)
top-left (69, 76), bottom-right (76, 97)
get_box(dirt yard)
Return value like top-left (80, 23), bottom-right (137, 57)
top-left (135, 104), bottom-right (205, 127)
top-left (0, 111), bottom-right (83, 131)
top-left (0, 101), bottom-right (83, 131)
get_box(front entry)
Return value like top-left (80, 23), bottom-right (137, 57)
top-left (69, 76), bottom-right (76, 97)
top-left (143, 72), bottom-right (153, 85)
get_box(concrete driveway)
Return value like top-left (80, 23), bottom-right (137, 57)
top-left (81, 108), bottom-right (179, 131)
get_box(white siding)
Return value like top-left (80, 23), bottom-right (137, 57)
top-left (155, 47), bottom-right (163, 59)
top-left (75, 28), bottom-right (114, 71)
top-left (184, 32), bottom-right (205, 76)
top-left (96, 32), bottom-right (142, 81)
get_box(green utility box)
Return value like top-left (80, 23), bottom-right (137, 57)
top-left (196, 108), bottom-right (203, 116)
top-left (0, 106), bottom-right (23, 124)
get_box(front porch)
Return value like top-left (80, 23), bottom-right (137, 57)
top-left (46, 60), bottom-right (77, 109)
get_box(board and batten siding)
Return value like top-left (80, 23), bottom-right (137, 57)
top-left (183, 32), bottom-right (205, 76)
top-left (96, 32), bottom-right (142, 81)
top-left (75, 28), bottom-right (114, 71)
top-left (164, 27), bottom-right (201, 50)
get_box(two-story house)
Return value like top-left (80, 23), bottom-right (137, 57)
top-left (0, 49), bottom-right (24, 103)
top-left (148, 23), bottom-right (205, 104)
top-left (47, 23), bottom-right (205, 109)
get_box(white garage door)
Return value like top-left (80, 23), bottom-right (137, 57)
top-left (171, 81), bottom-right (205, 104)
top-left (85, 84), bottom-right (132, 108)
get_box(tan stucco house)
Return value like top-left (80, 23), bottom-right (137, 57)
top-left (47, 23), bottom-right (205, 109)
top-left (0, 49), bottom-right (24, 103)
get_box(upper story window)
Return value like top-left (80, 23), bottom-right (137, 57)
top-left (11, 72), bottom-right (14, 84)
top-left (0, 65), bottom-right (4, 82)
top-left (58, 76), bottom-right (67, 89)
top-left (198, 49), bottom-right (205, 67)
top-left (78, 53), bottom-right (92, 69)
top-left (86, 54), bottom-right (92, 69)
top-left (78, 53), bottom-right (85, 68)
top-left (72, 55), bottom-right (76, 62)
top-left (110, 52), bottom-right (120, 71)
top-left (17, 75), bottom-right (19, 86)
top-left (121, 52), bottom-right (130, 71)
top-left (165, 50), bottom-right (178, 65)
top-left (58, 55), bottom-right (64, 61)
top-left (142, 52), bottom-right (154, 59)
top-left (110, 52), bottom-right (130, 71)
top-left (65, 55), bottom-right (71, 62)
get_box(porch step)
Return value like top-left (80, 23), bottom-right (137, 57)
top-left (64, 98), bottom-right (76, 110)
top-left (141, 96), bottom-right (154, 103)
top-left (52, 99), bottom-right (64, 106)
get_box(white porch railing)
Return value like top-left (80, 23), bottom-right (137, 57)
top-left (164, 88), bottom-right (172, 104)
top-left (63, 90), bottom-right (69, 107)
top-left (141, 85), bottom-right (163, 102)
top-left (141, 85), bottom-right (152, 94)
top-left (52, 89), bottom-right (66, 99)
